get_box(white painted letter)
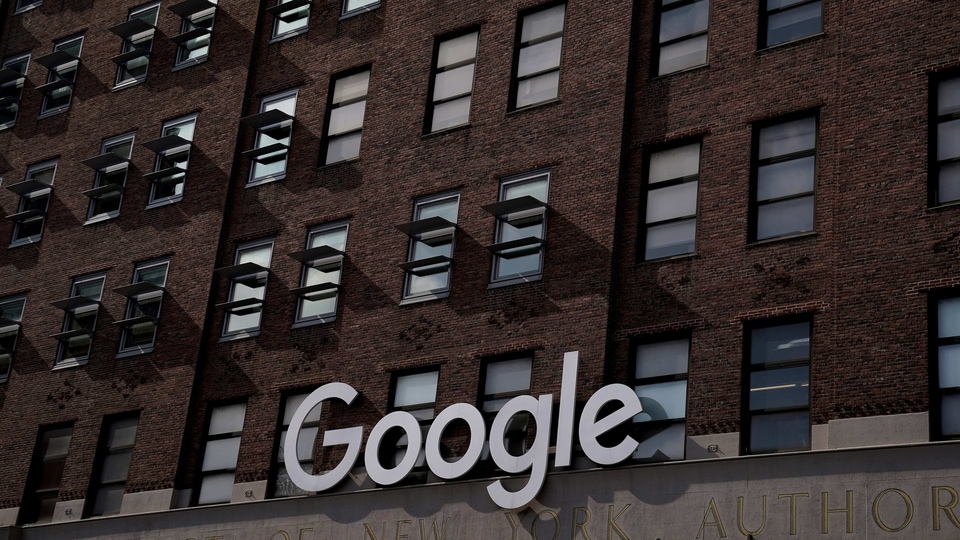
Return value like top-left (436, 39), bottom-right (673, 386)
top-left (486, 394), bottom-right (553, 509)
top-left (285, 382), bottom-right (362, 492)
top-left (578, 384), bottom-right (642, 465)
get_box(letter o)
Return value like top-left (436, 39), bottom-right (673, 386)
top-left (872, 488), bottom-right (914, 532)
top-left (365, 411), bottom-right (423, 486)
top-left (425, 403), bottom-right (486, 479)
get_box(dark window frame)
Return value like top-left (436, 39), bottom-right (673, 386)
top-left (53, 273), bottom-right (106, 368)
top-left (509, 1), bottom-right (566, 111)
top-left (193, 400), bottom-right (247, 506)
top-left (639, 137), bottom-right (702, 261)
top-left (84, 412), bottom-right (140, 518)
top-left (930, 291), bottom-right (960, 440)
top-left (382, 366), bottom-right (441, 482)
top-left (930, 71), bottom-right (960, 207)
top-left (0, 295), bottom-right (27, 383)
top-left (320, 66), bottom-right (370, 166)
top-left (424, 28), bottom-right (479, 134)
top-left (19, 422), bottom-right (73, 525)
top-left (651, 0), bottom-right (710, 77)
top-left (759, 0), bottom-right (822, 49)
top-left (268, 388), bottom-right (320, 498)
top-left (0, 53), bottom-right (30, 130)
top-left (630, 332), bottom-right (690, 461)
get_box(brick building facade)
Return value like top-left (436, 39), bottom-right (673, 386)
top-left (0, 0), bottom-right (958, 538)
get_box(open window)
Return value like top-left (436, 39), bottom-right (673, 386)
top-left (114, 260), bottom-right (168, 355)
top-left (51, 274), bottom-right (105, 368)
top-left (242, 90), bottom-right (297, 185)
top-left (0, 53), bottom-right (29, 130)
top-left (268, 0), bottom-right (310, 40)
top-left (170, 0), bottom-right (218, 66)
top-left (483, 171), bottom-right (549, 283)
top-left (109, 3), bottom-right (159, 87)
top-left (0, 296), bottom-right (26, 383)
top-left (217, 240), bottom-right (273, 337)
top-left (398, 192), bottom-right (458, 302)
top-left (35, 36), bottom-right (82, 116)
top-left (290, 223), bottom-right (347, 325)
top-left (82, 133), bottom-right (134, 223)
top-left (143, 114), bottom-right (197, 206)
top-left (7, 160), bottom-right (56, 247)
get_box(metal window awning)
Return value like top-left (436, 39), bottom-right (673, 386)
top-left (242, 142), bottom-right (288, 162)
top-left (398, 255), bottom-right (452, 276)
top-left (0, 68), bottom-right (25, 86)
top-left (50, 296), bottom-right (100, 312)
top-left (240, 109), bottom-right (293, 131)
top-left (0, 316), bottom-right (21, 329)
top-left (143, 166), bottom-right (186, 184)
top-left (481, 195), bottom-right (547, 219)
top-left (395, 216), bottom-right (456, 243)
top-left (34, 79), bottom-right (73, 95)
top-left (108, 18), bottom-right (157, 39)
top-left (111, 49), bottom-right (151, 66)
top-left (5, 209), bottom-right (44, 223)
top-left (291, 282), bottom-right (339, 300)
top-left (169, 0), bottom-right (216, 18)
top-left (0, 96), bottom-right (19, 107)
top-left (112, 315), bottom-right (157, 328)
top-left (142, 134), bottom-right (192, 155)
top-left (485, 236), bottom-right (543, 258)
top-left (266, 0), bottom-right (310, 21)
top-left (288, 245), bottom-right (344, 269)
top-left (5, 178), bottom-right (52, 197)
top-left (49, 328), bottom-right (92, 342)
top-left (81, 183), bottom-right (123, 199)
top-left (216, 297), bottom-right (263, 312)
top-left (214, 262), bottom-right (269, 281)
top-left (170, 27), bottom-right (211, 45)
top-left (113, 281), bottom-right (164, 298)
top-left (34, 50), bottom-right (79, 71)
top-left (80, 153), bottom-right (130, 172)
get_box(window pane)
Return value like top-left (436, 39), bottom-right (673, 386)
top-left (757, 157), bottom-right (815, 201)
top-left (767, 0), bottom-right (808, 9)
top-left (750, 411), bottom-right (809, 452)
top-left (938, 78), bottom-right (960, 116)
top-left (201, 437), bottom-right (241, 471)
top-left (938, 162), bottom-right (960, 203)
top-left (658, 34), bottom-right (708, 75)
top-left (225, 309), bottom-right (262, 333)
top-left (283, 394), bottom-right (322, 425)
top-left (325, 132), bottom-right (362, 164)
top-left (309, 227), bottom-right (347, 251)
top-left (333, 71), bottom-right (370, 104)
top-left (646, 181), bottom-right (697, 223)
top-left (521, 4), bottom-right (565, 42)
top-left (756, 195), bottom-right (813, 239)
top-left (44, 428), bottom-right (72, 459)
top-left (394, 371), bottom-right (439, 408)
top-left (485, 359), bottom-right (532, 395)
top-left (197, 472), bottom-right (234, 505)
top-left (431, 96), bottom-right (471, 131)
top-left (328, 101), bottom-right (366, 136)
top-left (237, 245), bottom-right (272, 267)
top-left (92, 484), bottom-right (125, 516)
top-left (416, 196), bottom-right (459, 222)
top-left (939, 297), bottom-right (960, 338)
top-left (107, 417), bottom-right (139, 448)
top-left (759, 117), bottom-right (816, 159)
top-left (649, 143), bottom-right (700, 183)
top-left (645, 219), bottom-right (696, 259)
top-left (766, 1), bottom-right (821, 46)
top-left (407, 271), bottom-right (450, 297)
top-left (942, 393), bottom-right (960, 436)
top-left (516, 71), bottom-right (559, 108)
top-left (437, 32), bottom-right (478, 67)
top-left (751, 322), bottom-right (810, 364)
top-left (433, 64), bottom-right (475, 101)
top-left (749, 366), bottom-right (809, 410)
top-left (636, 339), bottom-right (689, 378)
top-left (660, 0), bottom-right (708, 43)
top-left (100, 452), bottom-right (132, 483)
top-left (635, 381), bottom-right (687, 421)
top-left (517, 38), bottom-right (562, 78)
top-left (633, 422), bottom-right (685, 461)
top-left (939, 345), bottom-right (960, 389)
top-left (938, 119), bottom-right (960, 161)
top-left (209, 403), bottom-right (246, 435)
top-left (504, 176), bottom-right (549, 201)
top-left (344, 0), bottom-right (378, 12)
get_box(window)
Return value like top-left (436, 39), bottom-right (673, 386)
top-left (0, 53), bottom-right (29, 130)
top-left (171, 0), bottom-right (218, 66)
top-left (7, 160), bottom-right (56, 247)
top-left (483, 171), bottom-right (549, 283)
top-left (0, 296), bottom-right (26, 383)
top-left (114, 260), bottom-right (169, 355)
top-left (398, 193), bottom-right (459, 301)
top-left (51, 274), bottom-right (105, 368)
top-left (642, 141), bottom-right (699, 260)
top-left (633, 337), bottom-right (688, 461)
top-left (36, 35), bottom-right (82, 116)
top-left (761, 0), bottom-right (821, 48)
top-left (933, 296), bottom-right (960, 439)
top-left (932, 76), bottom-right (960, 206)
top-left (15, 0), bottom-right (42, 13)
top-left (81, 133), bottom-right (135, 223)
top-left (511, 3), bottom-right (565, 109)
top-left (426, 31), bottom-right (478, 132)
top-left (110, 3), bottom-right (159, 87)
top-left (268, 0), bottom-right (310, 40)
top-left (480, 357), bottom-right (532, 461)
top-left (20, 424), bottom-right (72, 525)
top-left (270, 393), bottom-right (320, 498)
top-left (197, 402), bottom-right (246, 505)
top-left (342, 0), bottom-right (378, 17)
top-left (242, 89), bottom-right (297, 184)
top-left (290, 222), bottom-right (347, 325)
top-left (743, 319), bottom-right (811, 454)
top-left (216, 240), bottom-right (273, 337)
top-left (751, 114), bottom-right (817, 241)
top-left (385, 369), bottom-right (439, 482)
top-left (143, 114), bottom-right (197, 206)
top-left (86, 415), bottom-right (138, 517)
top-left (655, 0), bottom-right (708, 76)
top-left (322, 69), bottom-right (369, 165)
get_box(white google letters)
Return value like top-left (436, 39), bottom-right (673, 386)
top-left (283, 351), bottom-right (642, 509)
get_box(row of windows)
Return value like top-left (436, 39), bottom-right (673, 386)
top-left (0, 260), bottom-right (169, 381)
top-left (654, 0), bottom-right (823, 76)
top-left (3, 114), bottom-right (196, 247)
top-left (217, 170), bottom-right (549, 339)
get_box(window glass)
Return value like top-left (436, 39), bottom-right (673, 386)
top-left (250, 91), bottom-right (297, 183)
top-left (89, 416), bottom-right (138, 517)
top-left (644, 142), bottom-right (699, 259)
top-left (633, 338), bottom-right (688, 461)
top-left (40, 36), bottom-right (82, 115)
top-left (0, 54), bottom-right (29, 128)
top-left (115, 4), bottom-right (159, 86)
top-left (325, 71), bottom-right (369, 164)
top-left (764, 0), bottom-right (821, 47)
top-left (198, 403), bottom-right (246, 505)
top-left (491, 173), bottom-right (549, 281)
top-left (513, 4), bottom-right (565, 109)
top-left (149, 115), bottom-right (197, 204)
top-left (753, 116), bottom-right (817, 241)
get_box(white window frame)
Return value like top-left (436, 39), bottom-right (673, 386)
top-left (399, 192), bottom-right (459, 303)
top-left (8, 159), bottom-right (57, 248)
top-left (0, 295), bottom-right (27, 383)
top-left (322, 69), bottom-right (369, 165)
top-left (53, 274), bottom-right (106, 369)
top-left (0, 53), bottom-right (30, 130)
top-left (38, 35), bottom-right (82, 117)
top-left (290, 222), bottom-right (348, 327)
top-left (111, 2), bottom-right (160, 88)
top-left (244, 89), bottom-right (297, 185)
top-left (485, 171), bottom-right (549, 285)
top-left (342, 0), bottom-right (378, 18)
top-left (83, 133), bottom-right (135, 224)
top-left (115, 259), bottom-right (169, 357)
top-left (14, 0), bottom-right (42, 14)
top-left (217, 239), bottom-right (274, 339)
top-left (171, 0), bottom-right (218, 67)
top-left (269, 0), bottom-right (311, 40)
top-left (144, 114), bottom-right (198, 207)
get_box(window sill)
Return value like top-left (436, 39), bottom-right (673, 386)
top-left (339, 3), bottom-right (380, 20)
top-left (291, 316), bottom-right (336, 329)
top-left (421, 123), bottom-right (470, 139)
top-left (9, 236), bottom-right (41, 249)
top-left (269, 28), bottom-right (309, 44)
top-left (246, 174), bottom-right (286, 188)
top-left (399, 291), bottom-right (450, 306)
top-left (507, 98), bottom-right (561, 116)
top-left (84, 213), bottom-right (119, 226)
top-left (0, 121), bottom-right (16, 131)
top-left (318, 157), bottom-right (360, 169)
top-left (145, 195), bottom-right (184, 210)
top-left (112, 78), bottom-right (147, 92)
top-left (651, 63), bottom-right (709, 81)
top-left (757, 32), bottom-right (825, 54)
top-left (172, 56), bottom-right (209, 72)
top-left (52, 357), bottom-right (88, 370)
top-left (116, 346), bottom-right (154, 359)
top-left (927, 200), bottom-right (960, 213)
top-left (218, 330), bottom-right (260, 343)
top-left (488, 273), bottom-right (542, 289)
top-left (38, 107), bottom-right (69, 120)
top-left (14, 4), bottom-right (42, 14)
top-left (637, 252), bottom-right (698, 265)
top-left (747, 230), bottom-right (817, 247)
